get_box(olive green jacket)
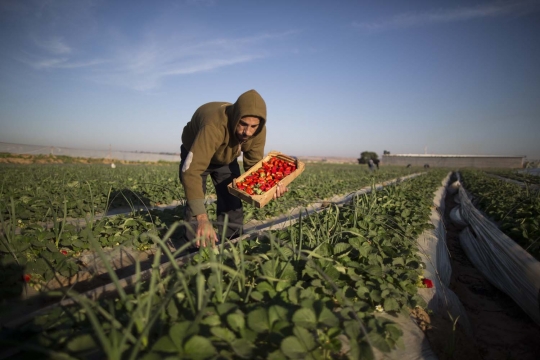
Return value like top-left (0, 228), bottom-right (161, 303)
top-left (180, 89), bottom-right (267, 216)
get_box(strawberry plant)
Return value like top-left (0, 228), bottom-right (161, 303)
top-left (0, 164), bottom-right (422, 298)
top-left (487, 169), bottom-right (540, 185)
top-left (0, 170), bottom-right (450, 359)
top-left (460, 169), bottom-right (540, 260)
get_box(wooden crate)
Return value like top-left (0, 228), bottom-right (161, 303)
top-left (228, 150), bottom-right (306, 208)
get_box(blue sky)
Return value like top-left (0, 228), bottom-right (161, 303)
top-left (1, 0), bottom-right (539, 159)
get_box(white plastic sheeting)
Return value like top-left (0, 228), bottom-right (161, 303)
top-left (372, 313), bottom-right (437, 360)
top-left (415, 174), bottom-right (472, 336)
top-left (456, 176), bottom-right (540, 326)
top-left (449, 206), bottom-right (467, 227)
top-left (371, 172), bottom-right (475, 359)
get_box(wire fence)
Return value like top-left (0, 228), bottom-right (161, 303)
top-left (0, 142), bottom-right (180, 163)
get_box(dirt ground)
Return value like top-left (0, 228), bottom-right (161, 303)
top-left (420, 174), bottom-right (540, 360)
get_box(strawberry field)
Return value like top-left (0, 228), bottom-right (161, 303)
top-left (0, 163), bottom-right (419, 291)
top-left (2, 163), bottom-right (539, 359)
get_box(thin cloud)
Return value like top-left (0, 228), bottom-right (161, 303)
top-left (8, 0), bottom-right (301, 91)
top-left (84, 30), bottom-right (296, 91)
top-left (20, 30), bottom-right (292, 91)
top-left (34, 36), bottom-right (72, 54)
top-left (160, 55), bottom-right (263, 76)
top-left (18, 51), bottom-right (108, 70)
top-left (353, 1), bottom-right (540, 32)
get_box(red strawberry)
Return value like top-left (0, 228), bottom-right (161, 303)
top-left (422, 278), bottom-right (434, 288)
top-left (23, 274), bottom-right (31, 283)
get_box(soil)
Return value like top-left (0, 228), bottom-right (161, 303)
top-left (421, 173), bottom-right (540, 360)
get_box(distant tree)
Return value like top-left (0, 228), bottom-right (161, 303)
top-left (358, 151), bottom-right (378, 164)
top-left (383, 150), bottom-right (391, 155)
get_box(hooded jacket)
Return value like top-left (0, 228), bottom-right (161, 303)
top-left (180, 89), bottom-right (267, 216)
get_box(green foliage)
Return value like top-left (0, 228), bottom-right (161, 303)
top-left (358, 151), bottom-right (379, 164)
top-left (460, 169), bottom-right (540, 260)
top-left (0, 170), bottom-right (449, 359)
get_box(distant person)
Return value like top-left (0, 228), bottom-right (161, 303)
top-left (424, 164), bottom-right (430, 169)
top-left (373, 158), bottom-right (380, 170)
top-left (406, 164), bottom-right (411, 168)
top-left (179, 90), bottom-right (288, 249)
top-left (368, 159), bottom-right (375, 172)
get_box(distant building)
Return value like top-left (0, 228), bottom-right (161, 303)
top-left (382, 154), bottom-right (525, 168)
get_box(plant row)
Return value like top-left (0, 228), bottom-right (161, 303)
top-left (0, 163), bottom-right (185, 222)
top-left (460, 169), bottom-right (540, 260)
top-left (1, 170), bottom-right (449, 359)
top-left (486, 168), bottom-right (540, 185)
top-left (0, 165), bottom-right (419, 292)
top-left (0, 163), bottom-right (418, 225)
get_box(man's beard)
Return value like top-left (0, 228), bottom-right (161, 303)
top-left (237, 134), bottom-right (250, 143)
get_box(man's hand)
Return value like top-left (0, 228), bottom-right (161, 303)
top-left (273, 183), bottom-right (289, 199)
top-left (195, 214), bottom-right (218, 248)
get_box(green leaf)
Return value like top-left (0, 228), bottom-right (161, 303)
top-left (227, 313), bottom-right (245, 332)
top-left (66, 333), bottom-right (97, 352)
top-left (201, 314), bottom-right (220, 327)
top-left (293, 326), bottom-right (316, 351)
top-left (152, 336), bottom-right (178, 353)
top-left (348, 237), bottom-right (363, 250)
top-left (183, 335), bottom-right (216, 359)
top-left (30, 240), bottom-right (46, 248)
top-left (217, 302), bottom-right (237, 316)
top-left (261, 260), bottom-right (277, 278)
top-left (257, 281), bottom-right (276, 296)
top-left (383, 297), bottom-right (400, 312)
top-left (247, 307), bottom-right (269, 333)
top-left (356, 286), bottom-right (370, 298)
top-left (268, 305), bottom-right (288, 328)
top-left (58, 260), bottom-right (78, 278)
top-left (357, 339), bottom-right (375, 360)
top-left (368, 331), bottom-right (391, 353)
top-left (139, 352), bottom-right (162, 360)
top-left (210, 327), bottom-right (236, 343)
top-left (250, 291), bottom-right (264, 301)
top-left (392, 257), bottom-right (404, 266)
top-left (267, 349), bottom-right (287, 360)
top-left (281, 336), bottom-right (307, 359)
top-left (169, 322), bottom-right (193, 349)
top-left (358, 244), bottom-right (371, 257)
top-left (333, 242), bottom-right (352, 256)
top-left (231, 338), bottom-right (255, 359)
top-left (46, 241), bottom-right (58, 253)
top-left (318, 306), bottom-right (339, 327)
top-left (344, 320), bottom-right (360, 340)
top-left (365, 265), bottom-right (383, 277)
top-left (72, 239), bottom-right (85, 248)
top-left (292, 308), bottom-right (317, 330)
top-left (370, 290), bottom-right (382, 302)
top-left (288, 287), bottom-right (300, 304)
top-left (276, 279), bottom-right (291, 292)
top-left (167, 300), bottom-right (178, 321)
top-left (386, 324), bottom-right (403, 339)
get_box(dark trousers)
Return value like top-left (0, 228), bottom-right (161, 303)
top-left (179, 146), bottom-right (244, 243)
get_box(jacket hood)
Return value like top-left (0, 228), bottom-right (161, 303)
top-left (227, 89), bottom-right (267, 138)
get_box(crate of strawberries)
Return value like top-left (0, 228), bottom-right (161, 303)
top-left (228, 150), bottom-right (305, 208)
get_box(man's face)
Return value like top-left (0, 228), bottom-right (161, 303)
top-left (235, 116), bottom-right (260, 143)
